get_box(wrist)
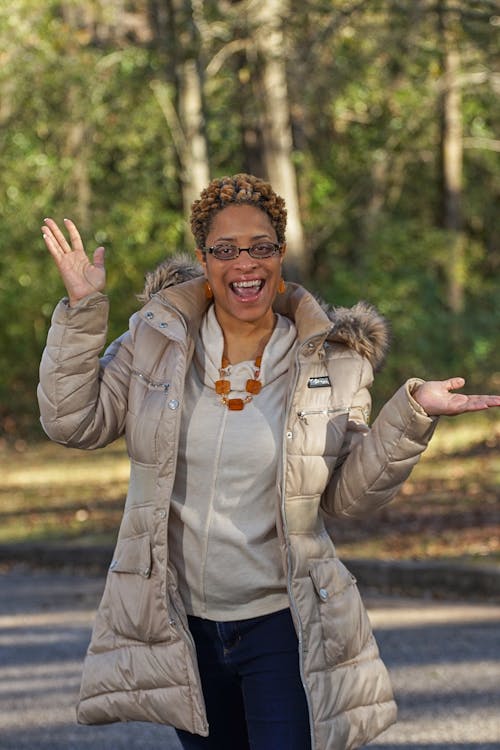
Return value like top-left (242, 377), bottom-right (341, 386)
top-left (65, 291), bottom-right (106, 308)
top-left (406, 378), bottom-right (430, 416)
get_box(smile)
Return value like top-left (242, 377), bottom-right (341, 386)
top-left (230, 279), bottom-right (265, 299)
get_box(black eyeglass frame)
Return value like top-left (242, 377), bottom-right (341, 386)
top-left (202, 242), bottom-right (283, 260)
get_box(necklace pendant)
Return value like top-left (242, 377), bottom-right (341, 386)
top-left (215, 379), bottom-right (231, 395)
top-left (217, 353), bottom-right (263, 410)
top-left (246, 378), bottom-right (262, 395)
top-left (227, 398), bottom-right (245, 411)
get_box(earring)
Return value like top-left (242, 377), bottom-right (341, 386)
top-left (278, 278), bottom-right (286, 294)
top-left (205, 280), bottom-right (213, 299)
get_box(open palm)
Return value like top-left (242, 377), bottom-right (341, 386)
top-left (42, 218), bottom-right (105, 306)
top-left (413, 377), bottom-right (500, 416)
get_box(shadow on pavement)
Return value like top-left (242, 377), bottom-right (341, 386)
top-left (0, 723), bottom-right (181, 750)
top-left (1, 569), bottom-right (499, 749)
top-left (369, 746), bottom-right (500, 750)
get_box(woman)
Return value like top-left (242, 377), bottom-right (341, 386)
top-left (39, 174), bottom-right (500, 750)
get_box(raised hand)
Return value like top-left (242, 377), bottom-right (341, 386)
top-left (413, 377), bottom-right (500, 416)
top-left (42, 218), bottom-right (106, 306)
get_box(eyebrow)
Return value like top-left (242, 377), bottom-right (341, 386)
top-left (214, 233), bottom-right (273, 243)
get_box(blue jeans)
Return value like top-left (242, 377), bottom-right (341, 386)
top-left (175, 608), bottom-right (311, 750)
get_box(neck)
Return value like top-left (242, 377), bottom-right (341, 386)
top-left (216, 312), bottom-right (276, 364)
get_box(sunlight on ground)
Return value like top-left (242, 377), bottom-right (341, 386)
top-left (423, 410), bottom-right (500, 457)
top-left (1, 415), bottom-right (499, 558)
top-left (1, 440), bottom-right (130, 488)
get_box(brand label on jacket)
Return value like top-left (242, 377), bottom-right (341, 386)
top-left (307, 376), bottom-right (331, 388)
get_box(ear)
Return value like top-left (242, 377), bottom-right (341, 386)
top-left (280, 243), bottom-right (287, 263)
top-left (195, 248), bottom-right (206, 268)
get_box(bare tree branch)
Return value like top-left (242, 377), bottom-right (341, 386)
top-left (206, 39), bottom-right (250, 77)
top-left (463, 137), bottom-right (500, 152)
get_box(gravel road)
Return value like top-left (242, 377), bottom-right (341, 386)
top-left (0, 565), bottom-right (499, 750)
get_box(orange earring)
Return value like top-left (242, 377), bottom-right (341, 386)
top-left (278, 278), bottom-right (286, 294)
top-left (205, 280), bottom-right (213, 299)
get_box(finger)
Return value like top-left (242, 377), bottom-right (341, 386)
top-left (63, 218), bottom-right (85, 253)
top-left (92, 246), bottom-right (106, 268)
top-left (471, 395), bottom-right (500, 408)
top-left (457, 395), bottom-right (500, 412)
top-left (43, 218), bottom-right (72, 254)
top-left (41, 226), bottom-right (65, 260)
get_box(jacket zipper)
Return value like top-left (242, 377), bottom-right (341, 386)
top-left (145, 300), bottom-right (209, 734)
top-left (169, 590), bottom-right (209, 734)
top-left (166, 335), bottom-right (209, 733)
top-left (281, 340), bottom-right (322, 750)
top-left (131, 369), bottom-right (170, 391)
top-left (297, 406), bottom-right (349, 423)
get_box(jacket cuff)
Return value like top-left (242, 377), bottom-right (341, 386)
top-left (404, 377), bottom-right (441, 420)
top-left (397, 379), bottom-right (439, 442)
top-left (60, 291), bottom-right (108, 309)
top-left (52, 293), bottom-right (109, 327)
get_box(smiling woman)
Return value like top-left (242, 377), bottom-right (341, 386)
top-left (38, 173), bottom-right (500, 750)
top-left (194, 203), bottom-right (285, 365)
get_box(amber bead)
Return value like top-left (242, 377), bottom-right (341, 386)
top-left (215, 379), bottom-right (231, 395)
top-left (246, 379), bottom-right (262, 395)
top-left (227, 398), bottom-right (244, 411)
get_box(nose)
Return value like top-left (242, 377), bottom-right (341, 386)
top-left (234, 249), bottom-right (257, 268)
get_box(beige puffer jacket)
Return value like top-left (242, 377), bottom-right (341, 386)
top-left (38, 261), bottom-right (437, 750)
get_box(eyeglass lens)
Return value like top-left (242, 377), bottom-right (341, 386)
top-left (209, 243), bottom-right (279, 260)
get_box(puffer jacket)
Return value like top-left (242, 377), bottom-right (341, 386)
top-left (38, 260), bottom-right (438, 750)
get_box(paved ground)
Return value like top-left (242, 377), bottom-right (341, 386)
top-left (0, 565), bottom-right (499, 750)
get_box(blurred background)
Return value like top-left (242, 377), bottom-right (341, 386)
top-left (0, 1), bottom-right (499, 565)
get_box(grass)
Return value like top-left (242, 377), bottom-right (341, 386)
top-left (1, 412), bottom-right (499, 564)
top-left (334, 412), bottom-right (500, 564)
top-left (0, 440), bottom-right (129, 545)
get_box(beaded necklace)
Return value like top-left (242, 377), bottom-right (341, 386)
top-left (215, 355), bottom-right (262, 411)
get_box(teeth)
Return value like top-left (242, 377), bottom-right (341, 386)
top-left (233, 280), bottom-right (262, 288)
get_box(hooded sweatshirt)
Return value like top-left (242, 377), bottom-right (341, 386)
top-left (168, 305), bottom-right (298, 619)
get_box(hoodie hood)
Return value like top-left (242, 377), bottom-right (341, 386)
top-left (139, 256), bottom-right (389, 370)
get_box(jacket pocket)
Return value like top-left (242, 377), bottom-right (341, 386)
top-left (102, 532), bottom-right (160, 642)
top-left (309, 557), bottom-right (373, 667)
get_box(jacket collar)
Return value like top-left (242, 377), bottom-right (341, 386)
top-left (142, 276), bottom-right (332, 352)
top-left (139, 257), bottom-right (389, 370)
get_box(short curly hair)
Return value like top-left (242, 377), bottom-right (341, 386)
top-left (190, 173), bottom-right (287, 249)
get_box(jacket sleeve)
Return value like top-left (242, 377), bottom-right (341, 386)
top-left (37, 293), bottom-right (135, 449)
top-left (322, 358), bottom-right (438, 518)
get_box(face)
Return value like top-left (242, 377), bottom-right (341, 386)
top-left (196, 204), bottom-right (286, 332)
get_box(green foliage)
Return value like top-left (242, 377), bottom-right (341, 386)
top-left (314, 216), bottom-right (500, 412)
top-left (0, 0), bottom-right (499, 437)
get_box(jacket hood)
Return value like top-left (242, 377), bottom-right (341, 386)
top-left (139, 256), bottom-right (389, 370)
top-left (138, 253), bottom-right (204, 303)
top-left (323, 300), bottom-right (390, 371)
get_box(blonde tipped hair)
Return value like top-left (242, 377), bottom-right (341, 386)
top-left (190, 173), bottom-right (287, 248)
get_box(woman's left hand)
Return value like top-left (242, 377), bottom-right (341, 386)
top-left (413, 377), bottom-right (500, 416)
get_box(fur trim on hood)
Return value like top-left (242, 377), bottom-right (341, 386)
top-left (323, 301), bottom-right (390, 371)
top-left (139, 256), bottom-right (389, 370)
top-left (138, 253), bottom-right (203, 303)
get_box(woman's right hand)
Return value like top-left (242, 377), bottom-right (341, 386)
top-left (42, 218), bottom-right (106, 306)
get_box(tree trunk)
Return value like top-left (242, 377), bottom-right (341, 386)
top-left (60, 3), bottom-right (93, 230)
top-left (64, 116), bottom-right (92, 230)
top-left (152, 0), bottom-right (210, 238)
top-left (253, 0), bottom-right (306, 280)
top-left (439, 3), bottom-right (465, 314)
top-left (178, 56), bottom-right (210, 215)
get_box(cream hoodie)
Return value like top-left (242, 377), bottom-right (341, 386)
top-left (168, 306), bottom-right (297, 620)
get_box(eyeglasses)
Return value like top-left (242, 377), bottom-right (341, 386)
top-left (202, 242), bottom-right (282, 261)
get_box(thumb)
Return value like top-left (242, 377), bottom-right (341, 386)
top-left (446, 376), bottom-right (465, 391)
top-left (93, 246), bottom-right (106, 268)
